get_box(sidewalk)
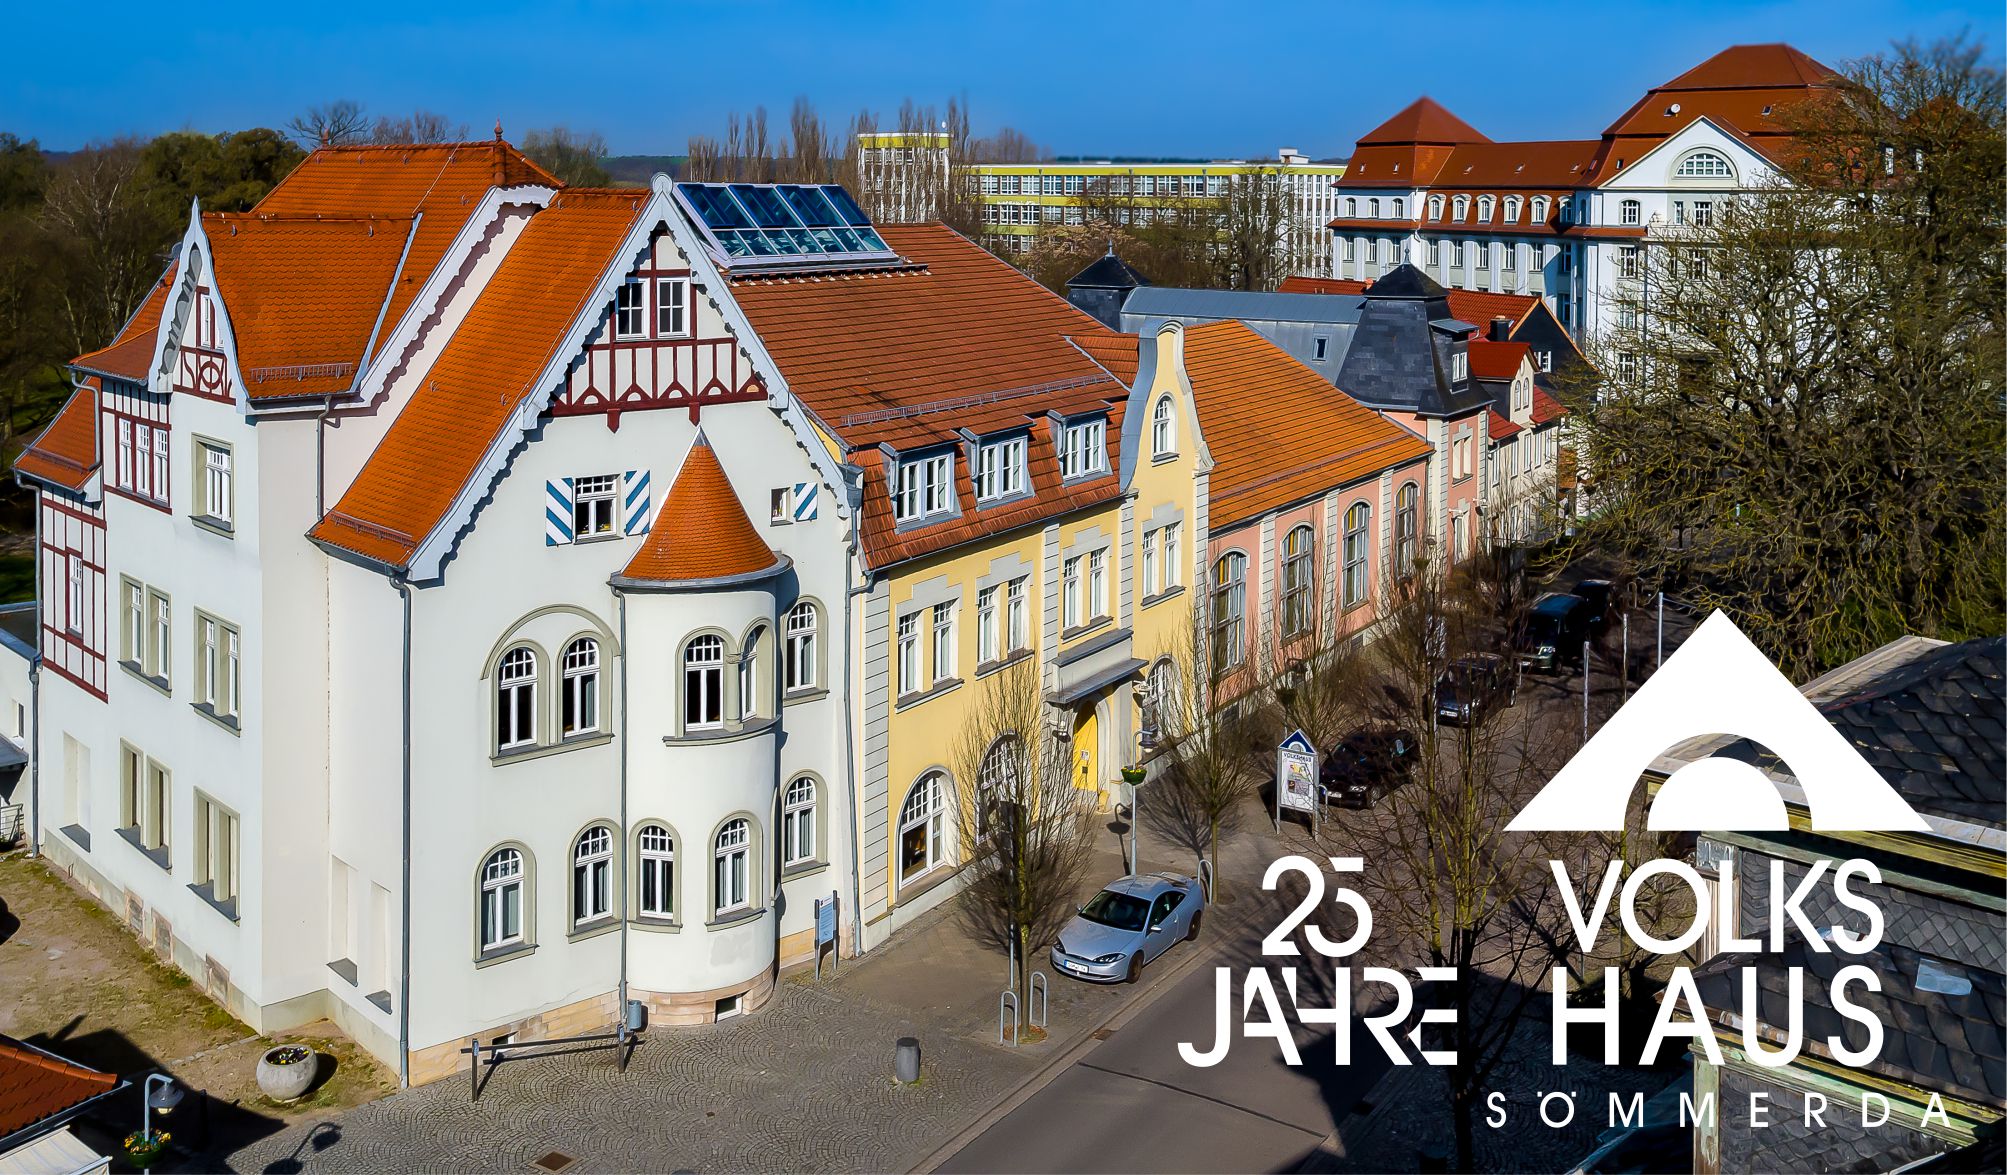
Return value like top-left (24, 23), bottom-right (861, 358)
top-left (217, 814), bottom-right (1276, 1174)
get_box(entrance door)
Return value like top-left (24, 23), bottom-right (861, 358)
top-left (1072, 704), bottom-right (1099, 792)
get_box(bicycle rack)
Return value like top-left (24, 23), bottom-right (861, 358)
top-left (1028, 971), bottom-right (1049, 1029)
top-left (998, 989), bottom-right (1021, 1046)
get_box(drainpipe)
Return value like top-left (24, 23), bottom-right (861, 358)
top-left (615, 591), bottom-right (630, 1029)
top-left (27, 502), bottom-right (40, 858)
top-left (314, 395), bottom-right (335, 519)
top-left (394, 575), bottom-right (413, 1089)
top-left (838, 483), bottom-right (867, 959)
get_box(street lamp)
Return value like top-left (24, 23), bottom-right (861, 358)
top-left (137, 1073), bottom-right (181, 1173)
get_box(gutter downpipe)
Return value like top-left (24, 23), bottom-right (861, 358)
top-left (395, 574), bottom-right (413, 1089)
top-left (26, 495), bottom-right (39, 858)
top-left (615, 591), bottom-right (630, 1035)
top-left (839, 470), bottom-right (867, 959)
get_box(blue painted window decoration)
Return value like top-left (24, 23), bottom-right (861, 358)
top-left (545, 478), bottom-right (574, 546)
top-left (623, 469), bottom-right (652, 535)
top-left (791, 481), bottom-right (818, 522)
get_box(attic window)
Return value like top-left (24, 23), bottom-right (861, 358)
top-left (1761, 104), bottom-right (1774, 116)
top-left (1665, 102), bottom-right (1682, 116)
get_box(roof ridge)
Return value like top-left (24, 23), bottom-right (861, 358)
top-left (0, 1035), bottom-right (116, 1085)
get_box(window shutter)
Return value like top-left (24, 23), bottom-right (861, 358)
top-left (623, 469), bottom-right (652, 535)
top-left (545, 478), bottom-right (574, 546)
top-left (791, 481), bottom-right (818, 522)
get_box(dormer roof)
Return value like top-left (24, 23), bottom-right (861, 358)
top-left (614, 434), bottom-right (786, 589)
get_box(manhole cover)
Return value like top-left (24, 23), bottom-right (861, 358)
top-left (1090, 1027), bottom-right (1116, 1041)
top-left (531, 1152), bottom-right (577, 1173)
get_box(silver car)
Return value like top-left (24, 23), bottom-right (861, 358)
top-left (1049, 872), bottom-right (1205, 984)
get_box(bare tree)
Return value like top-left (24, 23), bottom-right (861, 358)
top-left (785, 97), bottom-right (833, 183)
top-left (370, 111), bottom-right (467, 144)
top-left (1147, 597), bottom-right (1265, 898)
top-left (520, 127), bottom-right (609, 187)
top-left (1216, 167), bottom-right (1292, 291)
top-left (1345, 562), bottom-right (1572, 1173)
top-left (1561, 35), bottom-right (2003, 676)
top-left (951, 658), bottom-right (1097, 1000)
top-left (287, 99), bottom-right (369, 148)
top-left (38, 141), bottom-right (168, 359)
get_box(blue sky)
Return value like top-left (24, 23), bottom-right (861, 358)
top-left (4, 0), bottom-right (1997, 157)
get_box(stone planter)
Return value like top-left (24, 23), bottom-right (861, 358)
top-left (255, 1044), bottom-right (316, 1102)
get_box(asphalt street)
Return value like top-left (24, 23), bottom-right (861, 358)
top-left (937, 924), bottom-right (1392, 1174)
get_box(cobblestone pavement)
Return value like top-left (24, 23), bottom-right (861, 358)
top-left (217, 830), bottom-right (1236, 1175)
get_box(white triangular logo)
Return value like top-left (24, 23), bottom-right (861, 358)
top-left (1508, 612), bottom-right (1929, 833)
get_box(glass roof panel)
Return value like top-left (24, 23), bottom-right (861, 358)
top-left (820, 185), bottom-right (874, 227)
top-left (677, 182), bottom-right (899, 268)
top-left (679, 183), bottom-right (753, 230)
top-left (777, 185), bottom-right (843, 227)
top-left (728, 184), bottom-right (799, 230)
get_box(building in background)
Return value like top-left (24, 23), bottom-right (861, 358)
top-left (853, 130), bottom-right (951, 223)
top-left (1329, 44), bottom-right (1838, 342)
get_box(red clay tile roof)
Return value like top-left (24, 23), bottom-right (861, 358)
top-left (1593, 44), bottom-right (1837, 177)
top-left (206, 214), bottom-right (416, 401)
top-left (1340, 98), bottom-right (1490, 190)
top-left (1430, 140), bottom-right (1602, 188)
top-left (1530, 387), bottom-right (1567, 425)
top-left (1468, 340), bottom-right (1530, 381)
top-left (71, 264), bottom-right (175, 381)
top-left (15, 382), bottom-right (100, 492)
top-left (1182, 320), bottom-right (1431, 530)
top-left (1358, 97), bottom-right (1490, 146)
top-left (1070, 333), bottom-right (1141, 384)
top-left (1487, 409), bottom-right (1522, 440)
top-left (0, 1035), bottom-right (117, 1138)
top-left (255, 141), bottom-right (561, 363)
top-left (726, 222), bottom-right (1132, 570)
top-left (312, 188), bottom-right (648, 570)
top-left (617, 435), bottom-right (782, 586)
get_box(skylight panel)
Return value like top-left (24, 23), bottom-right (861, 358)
top-left (777, 185), bottom-right (842, 227)
top-left (673, 181), bottom-right (906, 273)
top-left (820, 185), bottom-right (874, 227)
top-left (680, 183), bottom-right (753, 231)
top-left (729, 184), bottom-right (799, 229)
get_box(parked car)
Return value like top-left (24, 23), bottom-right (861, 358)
top-left (1516, 592), bottom-right (1592, 673)
top-left (1320, 726), bottom-right (1418, 809)
top-left (1574, 579), bottom-right (1618, 639)
top-left (1050, 872), bottom-right (1205, 984)
top-left (1433, 653), bottom-right (1517, 725)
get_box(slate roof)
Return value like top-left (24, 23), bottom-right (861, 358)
top-left (311, 187), bottom-right (649, 570)
top-left (1182, 320), bottom-right (1430, 530)
top-left (1280, 276), bottom-right (1556, 338)
top-left (14, 381), bottom-right (100, 492)
top-left (1120, 286), bottom-right (1365, 327)
top-left (615, 434), bottom-right (784, 588)
top-left (1694, 939), bottom-right (2006, 1107)
top-left (1331, 264), bottom-right (1494, 418)
top-left (0, 1035), bottom-right (118, 1140)
top-left (725, 222), bottom-right (1133, 572)
top-left (1067, 249), bottom-right (1151, 291)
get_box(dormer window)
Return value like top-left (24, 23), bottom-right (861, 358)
top-left (1674, 150), bottom-right (1735, 179)
top-left (1057, 417), bottom-right (1107, 481)
top-left (1531, 196), bottom-right (1550, 222)
top-left (1392, 198), bottom-right (1405, 218)
top-left (973, 434), bottom-right (1028, 501)
top-left (1452, 196), bottom-right (1469, 222)
top-left (614, 279), bottom-right (646, 339)
top-left (893, 451), bottom-right (954, 523)
top-left (1345, 197), bottom-right (1357, 218)
top-left (1620, 199), bottom-right (1642, 226)
top-left (1428, 195), bottom-right (1444, 220)
top-left (1452, 349), bottom-right (1469, 382)
top-left (1503, 196), bottom-right (1522, 222)
top-left (1477, 196), bottom-right (1494, 222)
top-left (1368, 198), bottom-right (1381, 218)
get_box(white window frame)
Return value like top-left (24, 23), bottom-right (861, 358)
top-left (931, 603), bottom-right (956, 683)
top-left (974, 435), bottom-right (1027, 501)
top-left (562, 636), bottom-right (599, 738)
top-left (480, 848), bottom-right (526, 951)
top-left (1142, 529), bottom-right (1160, 597)
top-left (198, 440), bottom-right (233, 525)
top-left (976, 586), bottom-right (999, 664)
top-left (1620, 199), bottom-right (1641, 226)
top-left (1057, 418), bottom-right (1106, 480)
top-left (497, 645), bottom-right (537, 750)
top-left (684, 635), bottom-right (725, 730)
top-left (655, 277), bottom-right (689, 337)
top-left (1150, 396), bottom-right (1175, 457)
top-left (573, 826), bottom-right (614, 926)
top-left (1062, 555), bottom-right (1084, 628)
top-left (571, 473), bottom-right (619, 539)
top-left (1281, 525), bottom-right (1314, 635)
top-left (1343, 504), bottom-right (1371, 607)
top-left (714, 819), bottom-right (751, 915)
top-left (1087, 548), bottom-right (1107, 620)
top-left (897, 612), bottom-right (921, 695)
top-left (898, 774), bottom-right (946, 883)
top-left (1163, 523), bottom-right (1181, 588)
top-left (614, 279), bottom-right (646, 339)
top-left (1005, 577), bottom-right (1028, 652)
top-left (895, 452), bottom-right (954, 522)
top-left (784, 602), bottom-right (818, 692)
top-left (782, 777), bottom-right (817, 867)
top-left (637, 824), bottom-right (674, 919)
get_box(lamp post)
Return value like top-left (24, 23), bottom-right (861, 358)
top-left (138, 1073), bottom-right (182, 1173)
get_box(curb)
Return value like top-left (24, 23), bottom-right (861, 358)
top-left (907, 893), bottom-right (1269, 1174)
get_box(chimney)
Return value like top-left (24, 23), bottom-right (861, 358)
top-left (1488, 315), bottom-right (1513, 342)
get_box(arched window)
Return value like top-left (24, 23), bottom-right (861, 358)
top-left (684, 635), bottom-right (724, 730)
top-left (1395, 483), bottom-right (1419, 579)
top-left (1477, 195), bottom-right (1494, 222)
top-left (1620, 199), bottom-right (1641, 226)
top-left (497, 646), bottom-right (537, 751)
top-left (783, 602), bottom-right (818, 693)
top-left (573, 826), bottom-right (613, 926)
top-left (1342, 503), bottom-right (1371, 607)
top-left (1392, 197), bottom-right (1405, 218)
top-left (1504, 196), bottom-right (1522, 222)
top-left (898, 773), bottom-right (946, 882)
top-left (1280, 526), bottom-right (1314, 637)
top-left (1151, 396), bottom-right (1175, 457)
top-left (480, 847), bottom-right (525, 951)
top-left (561, 637), bottom-right (599, 738)
top-left (976, 737), bottom-right (1022, 837)
top-left (636, 824), bottom-right (674, 919)
top-left (739, 624), bottom-right (766, 722)
top-left (1368, 198), bottom-right (1381, 218)
top-left (783, 777), bottom-right (817, 867)
top-left (1344, 197), bottom-right (1357, 218)
top-left (1427, 194), bottom-right (1444, 221)
top-left (1211, 553), bottom-right (1246, 675)
top-left (1145, 659), bottom-right (1179, 737)
top-left (1531, 196), bottom-right (1550, 222)
top-left (1453, 196), bottom-right (1469, 221)
top-left (714, 818), bottom-right (751, 915)
top-left (1674, 150), bottom-right (1734, 179)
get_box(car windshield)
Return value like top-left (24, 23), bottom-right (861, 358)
top-left (1438, 674), bottom-right (1473, 701)
top-left (1079, 889), bottom-right (1151, 931)
top-left (1524, 616), bottom-right (1563, 640)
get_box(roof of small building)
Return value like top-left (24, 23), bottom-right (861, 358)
top-left (725, 222), bottom-right (1134, 571)
top-left (14, 381), bottom-right (100, 492)
top-left (311, 187), bottom-right (649, 570)
top-left (1067, 247), bottom-right (1151, 291)
top-left (616, 434), bottom-right (784, 588)
top-left (255, 140), bottom-right (562, 362)
top-left (1332, 264), bottom-right (1494, 418)
top-left (1468, 339), bottom-right (1530, 382)
top-left (0, 1035), bottom-right (118, 1140)
top-left (1121, 286), bottom-right (1365, 326)
top-left (1181, 320), bottom-right (1430, 530)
